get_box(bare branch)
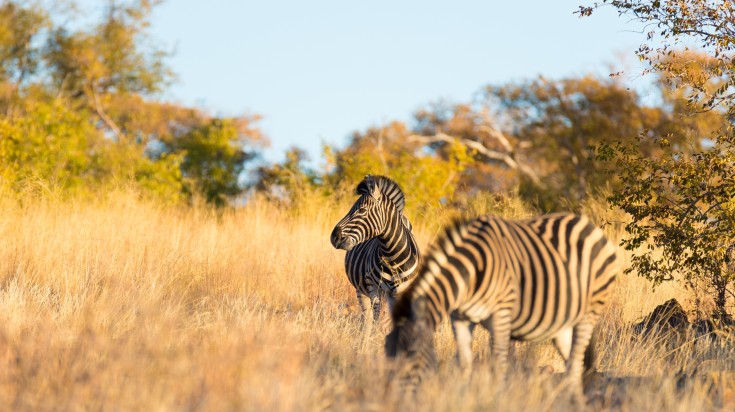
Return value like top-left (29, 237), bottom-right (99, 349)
top-left (477, 124), bottom-right (513, 153)
top-left (407, 132), bottom-right (543, 187)
top-left (91, 84), bottom-right (125, 141)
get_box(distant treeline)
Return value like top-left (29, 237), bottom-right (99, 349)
top-left (0, 1), bottom-right (727, 213)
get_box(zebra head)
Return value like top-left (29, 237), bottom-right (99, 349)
top-left (385, 295), bottom-right (437, 387)
top-left (330, 175), bottom-right (404, 251)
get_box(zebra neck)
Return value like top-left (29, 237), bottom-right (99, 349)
top-left (376, 211), bottom-right (419, 269)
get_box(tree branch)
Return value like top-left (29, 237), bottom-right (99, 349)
top-left (91, 84), bottom-right (125, 141)
top-left (407, 132), bottom-right (543, 187)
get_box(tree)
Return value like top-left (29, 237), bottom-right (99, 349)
top-left (579, 0), bottom-right (735, 116)
top-left (255, 147), bottom-right (320, 205)
top-left (325, 121), bottom-right (475, 210)
top-left (0, 0), bottom-right (266, 205)
top-left (0, 1), bottom-right (48, 112)
top-left (487, 74), bottom-right (724, 207)
top-left (168, 118), bottom-right (261, 207)
top-left (599, 134), bottom-right (735, 320)
top-left (402, 77), bottom-right (722, 211)
top-left (412, 102), bottom-right (542, 195)
top-left (0, 99), bottom-right (100, 191)
top-left (44, 0), bottom-right (172, 141)
top-left (583, 0), bottom-right (735, 320)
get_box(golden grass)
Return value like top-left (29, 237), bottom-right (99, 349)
top-left (0, 191), bottom-right (733, 411)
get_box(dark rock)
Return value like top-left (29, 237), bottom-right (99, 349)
top-left (633, 298), bottom-right (690, 336)
top-left (692, 318), bottom-right (716, 337)
top-left (633, 299), bottom-right (735, 343)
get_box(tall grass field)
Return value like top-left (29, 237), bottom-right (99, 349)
top-left (0, 191), bottom-right (733, 411)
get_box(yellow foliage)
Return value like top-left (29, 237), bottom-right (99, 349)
top-left (0, 100), bottom-right (96, 192)
top-left (332, 122), bottom-right (475, 210)
top-left (0, 99), bottom-right (189, 203)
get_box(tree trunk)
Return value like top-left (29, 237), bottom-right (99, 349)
top-left (713, 271), bottom-right (729, 322)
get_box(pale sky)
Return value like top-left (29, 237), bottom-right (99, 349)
top-left (134, 1), bottom-right (644, 164)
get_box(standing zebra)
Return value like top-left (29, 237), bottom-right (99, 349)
top-left (385, 213), bottom-right (618, 391)
top-left (331, 175), bottom-right (421, 327)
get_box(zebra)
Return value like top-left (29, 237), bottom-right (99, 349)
top-left (385, 213), bottom-right (619, 391)
top-left (330, 175), bottom-right (421, 328)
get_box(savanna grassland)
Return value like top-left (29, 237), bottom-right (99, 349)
top-left (0, 190), bottom-right (733, 412)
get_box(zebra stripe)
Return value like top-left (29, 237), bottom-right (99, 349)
top-left (385, 213), bottom-right (618, 389)
top-left (330, 175), bottom-right (421, 325)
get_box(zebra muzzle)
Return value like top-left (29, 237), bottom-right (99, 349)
top-left (330, 229), bottom-right (355, 251)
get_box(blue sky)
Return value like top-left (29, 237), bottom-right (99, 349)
top-left (138, 0), bottom-right (644, 164)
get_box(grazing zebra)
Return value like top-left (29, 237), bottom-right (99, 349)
top-left (330, 175), bottom-right (421, 327)
top-left (385, 213), bottom-right (619, 390)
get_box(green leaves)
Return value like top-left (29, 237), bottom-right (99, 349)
top-left (488, 74), bottom-right (722, 209)
top-left (581, 0), bottom-right (735, 318)
top-left (45, 0), bottom-right (172, 99)
top-left (602, 130), bottom-right (735, 317)
top-left (0, 2), bottom-right (48, 84)
top-left (328, 121), bottom-right (475, 210)
top-left (589, 0), bottom-right (735, 116)
top-left (0, 100), bottom-right (96, 191)
top-left (0, 1), bottom-right (265, 206)
top-left (172, 118), bottom-right (256, 207)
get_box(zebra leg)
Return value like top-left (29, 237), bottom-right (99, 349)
top-left (370, 291), bottom-right (381, 323)
top-left (565, 317), bottom-right (597, 395)
top-left (552, 326), bottom-right (574, 363)
top-left (451, 318), bottom-right (474, 379)
top-left (482, 309), bottom-right (512, 378)
top-left (357, 291), bottom-right (374, 333)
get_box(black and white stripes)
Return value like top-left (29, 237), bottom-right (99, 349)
top-left (330, 175), bottom-right (421, 325)
top-left (385, 213), bottom-right (618, 388)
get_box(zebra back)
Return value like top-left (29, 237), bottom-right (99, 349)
top-left (402, 213), bottom-right (618, 332)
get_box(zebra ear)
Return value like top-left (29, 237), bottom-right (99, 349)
top-left (365, 175), bottom-right (382, 200)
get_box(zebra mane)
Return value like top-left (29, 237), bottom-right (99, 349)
top-left (424, 218), bottom-right (469, 263)
top-left (355, 175), bottom-right (406, 214)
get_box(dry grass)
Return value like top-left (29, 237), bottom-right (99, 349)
top-left (0, 190), bottom-right (733, 411)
